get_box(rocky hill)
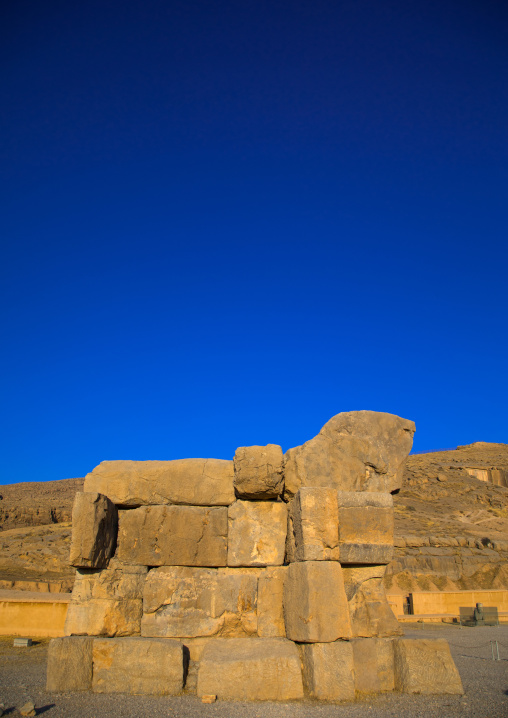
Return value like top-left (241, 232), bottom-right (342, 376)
top-left (0, 443), bottom-right (507, 594)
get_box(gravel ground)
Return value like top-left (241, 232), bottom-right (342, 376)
top-left (0, 625), bottom-right (507, 718)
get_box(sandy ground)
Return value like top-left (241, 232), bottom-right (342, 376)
top-left (0, 625), bottom-right (507, 718)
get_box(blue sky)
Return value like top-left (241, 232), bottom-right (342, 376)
top-left (1, 0), bottom-right (507, 484)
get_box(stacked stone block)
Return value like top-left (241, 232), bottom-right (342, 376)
top-left (47, 411), bottom-right (464, 701)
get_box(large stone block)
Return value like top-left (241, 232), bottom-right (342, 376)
top-left (283, 561), bottom-right (351, 642)
top-left (228, 500), bottom-right (287, 567)
top-left (141, 566), bottom-right (258, 638)
top-left (393, 639), bottom-right (464, 694)
top-left (300, 642), bottom-right (355, 701)
top-left (116, 505), bottom-right (227, 567)
top-left (233, 444), bottom-right (284, 499)
top-left (352, 638), bottom-right (395, 693)
top-left (92, 637), bottom-right (184, 694)
top-left (257, 566), bottom-right (287, 637)
top-left (343, 565), bottom-right (402, 638)
top-left (64, 562), bottom-right (147, 637)
top-left (197, 638), bottom-right (304, 701)
top-left (337, 491), bottom-right (394, 564)
top-left (284, 411), bottom-right (415, 499)
top-left (84, 459), bottom-right (235, 506)
top-left (69, 492), bottom-right (118, 569)
top-left (46, 636), bottom-right (93, 692)
top-left (287, 487), bottom-right (340, 562)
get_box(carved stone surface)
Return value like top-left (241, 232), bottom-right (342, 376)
top-left (287, 487), bottom-right (340, 562)
top-left (84, 459), bottom-right (235, 506)
top-left (283, 561), bottom-right (351, 642)
top-left (227, 501), bottom-right (287, 567)
top-left (300, 641), bottom-right (355, 701)
top-left (69, 492), bottom-right (118, 569)
top-left (393, 638), bottom-right (464, 694)
top-left (197, 638), bottom-right (304, 701)
top-left (352, 637), bottom-right (395, 693)
top-left (337, 491), bottom-right (394, 564)
top-left (257, 566), bottom-right (287, 637)
top-left (46, 636), bottom-right (93, 692)
top-left (343, 565), bottom-right (402, 638)
top-left (233, 444), bottom-right (284, 499)
top-left (284, 411), bottom-right (415, 499)
top-left (116, 505), bottom-right (227, 567)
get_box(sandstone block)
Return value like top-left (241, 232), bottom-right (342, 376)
top-left (233, 444), bottom-right (284, 499)
top-left (142, 566), bottom-right (258, 638)
top-left (343, 566), bottom-right (402, 638)
top-left (352, 638), bottom-right (395, 693)
top-left (92, 637), bottom-right (184, 694)
top-left (64, 564), bottom-right (146, 637)
top-left (393, 639), bottom-right (464, 694)
top-left (287, 487), bottom-right (340, 562)
top-left (46, 636), bottom-right (93, 692)
top-left (337, 491), bottom-right (394, 564)
top-left (228, 501), bottom-right (287, 567)
top-left (69, 492), bottom-right (118, 569)
top-left (197, 638), bottom-right (304, 701)
top-left (284, 411), bottom-right (415, 499)
top-left (116, 505), bottom-right (227, 566)
top-left (84, 459), bottom-right (235, 506)
top-left (283, 561), bottom-right (351, 642)
top-left (257, 566), bottom-right (287, 637)
top-left (300, 642), bottom-right (355, 701)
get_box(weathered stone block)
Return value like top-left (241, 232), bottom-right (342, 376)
top-left (142, 566), bottom-right (258, 638)
top-left (64, 563), bottom-right (146, 637)
top-left (197, 638), bottom-right (304, 701)
top-left (337, 491), bottom-right (394, 564)
top-left (284, 411), bottom-right (415, 499)
top-left (257, 566), bottom-right (287, 637)
top-left (228, 501), bottom-right (287, 567)
top-left (283, 561), bottom-right (351, 642)
top-left (84, 459), bottom-right (235, 506)
top-left (92, 637), bottom-right (184, 694)
top-left (233, 444), bottom-right (284, 499)
top-left (287, 487), bottom-right (340, 562)
top-left (69, 492), bottom-right (118, 569)
top-left (46, 636), bottom-right (93, 692)
top-left (393, 639), bottom-right (464, 694)
top-left (352, 638), bottom-right (395, 693)
top-left (116, 505), bottom-right (227, 566)
top-left (343, 566), bottom-right (402, 638)
top-left (300, 642), bottom-right (355, 701)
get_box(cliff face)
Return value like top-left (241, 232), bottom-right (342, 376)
top-left (0, 478), bottom-right (84, 531)
top-left (388, 443), bottom-right (508, 592)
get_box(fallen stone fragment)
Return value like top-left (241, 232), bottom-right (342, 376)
top-left (228, 500), bottom-right (287, 567)
top-left (233, 444), bottom-right (284, 499)
top-left (92, 637), bottom-right (184, 694)
top-left (116, 505), bottom-right (227, 566)
top-left (283, 561), bottom-right (351, 642)
top-left (201, 694), bottom-right (216, 703)
top-left (287, 487), bottom-right (340, 561)
top-left (393, 638), bottom-right (464, 694)
top-left (300, 641), bottom-right (355, 701)
top-left (284, 410), bottom-right (415, 499)
top-left (19, 702), bottom-right (36, 717)
top-left (84, 459), bottom-right (235, 506)
top-left (197, 638), bottom-right (304, 701)
top-left (46, 636), bottom-right (93, 692)
top-left (337, 491), bottom-right (394, 564)
top-left (69, 492), bottom-right (118, 569)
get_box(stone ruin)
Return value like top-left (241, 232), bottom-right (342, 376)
top-left (46, 410), bottom-right (464, 701)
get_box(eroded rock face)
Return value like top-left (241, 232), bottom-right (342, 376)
top-left (141, 566), bottom-right (259, 638)
top-left (69, 492), bottom-right (118, 569)
top-left (197, 638), bottom-right (304, 701)
top-left (116, 506), bottom-right (227, 567)
top-left (233, 445), bottom-right (284, 500)
top-left (284, 411), bottom-right (415, 499)
top-left (283, 561), bottom-right (351, 642)
top-left (300, 642), bottom-right (355, 701)
top-left (286, 488), bottom-right (340, 562)
top-left (92, 637), bottom-right (184, 695)
top-left (337, 491), bottom-right (394, 565)
top-left (393, 639), bottom-right (464, 694)
top-left (84, 459), bottom-right (235, 506)
top-left (227, 501), bottom-right (287, 567)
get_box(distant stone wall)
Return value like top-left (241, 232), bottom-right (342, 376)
top-left (46, 411), bottom-right (464, 701)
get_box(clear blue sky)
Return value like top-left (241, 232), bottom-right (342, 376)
top-left (1, 0), bottom-right (507, 484)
